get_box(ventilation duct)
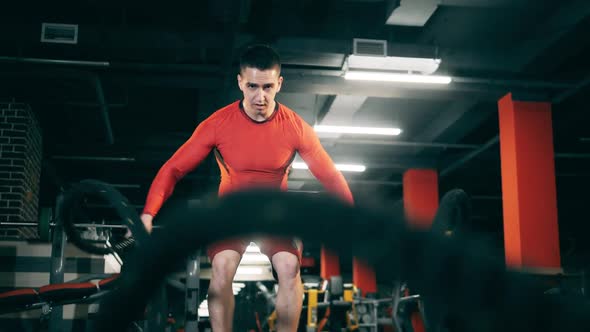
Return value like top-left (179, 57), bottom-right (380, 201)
top-left (41, 23), bottom-right (78, 44)
top-left (386, 0), bottom-right (438, 27)
top-left (349, 38), bottom-right (441, 75)
top-left (353, 38), bottom-right (387, 56)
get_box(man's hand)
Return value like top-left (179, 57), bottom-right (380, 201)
top-left (140, 213), bottom-right (154, 233)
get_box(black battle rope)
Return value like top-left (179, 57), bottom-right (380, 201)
top-left (431, 188), bottom-right (472, 236)
top-left (61, 179), bottom-right (149, 255)
top-left (93, 189), bottom-right (590, 332)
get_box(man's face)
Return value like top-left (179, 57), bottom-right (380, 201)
top-left (238, 66), bottom-right (283, 119)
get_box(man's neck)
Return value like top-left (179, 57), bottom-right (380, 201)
top-left (243, 100), bottom-right (276, 121)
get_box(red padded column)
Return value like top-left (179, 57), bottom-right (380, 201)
top-left (402, 169), bottom-right (438, 332)
top-left (320, 245), bottom-right (340, 279)
top-left (403, 169), bottom-right (439, 228)
top-left (352, 257), bottom-right (377, 297)
top-left (498, 93), bottom-right (561, 269)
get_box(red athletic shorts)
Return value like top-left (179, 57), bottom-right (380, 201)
top-left (206, 236), bottom-right (303, 263)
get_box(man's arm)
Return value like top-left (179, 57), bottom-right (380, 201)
top-left (141, 118), bottom-right (217, 231)
top-left (297, 121), bottom-right (354, 205)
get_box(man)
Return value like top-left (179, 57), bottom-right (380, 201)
top-left (140, 44), bottom-right (354, 332)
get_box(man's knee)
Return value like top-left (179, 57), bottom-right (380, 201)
top-left (272, 252), bottom-right (300, 281)
top-left (209, 250), bottom-right (241, 293)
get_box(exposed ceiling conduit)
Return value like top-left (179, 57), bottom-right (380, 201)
top-left (0, 58), bottom-right (114, 144)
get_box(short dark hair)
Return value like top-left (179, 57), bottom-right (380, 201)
top-left (239, 44), bottom-right (281, 74)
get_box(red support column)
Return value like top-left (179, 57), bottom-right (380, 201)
top-left (403, 169), bottom-right (439, 229)
top-left (402, 169), bottom-right (439, 332)
top-left (352, 257), bottom-right (377, 297)
top-left (498, 93), bottom-right (561, 269)
top-left (320, 245), bottom-right (340, 279)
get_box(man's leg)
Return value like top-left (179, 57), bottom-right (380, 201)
top-left (272, 251), bottom-right (303, 332)
top-left (208, 250), bottom-right (242, 332)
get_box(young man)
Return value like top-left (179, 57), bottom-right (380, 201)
top-left (140, 44), bottom-right (354, 332)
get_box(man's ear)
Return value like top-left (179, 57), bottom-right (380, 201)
top-left (277, 76), bottom-right (284, 93)
top-left (237, 73), bottom-right (244, 91)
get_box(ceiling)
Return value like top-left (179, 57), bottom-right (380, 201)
top-left (1, 0), bottom-right (590, 269)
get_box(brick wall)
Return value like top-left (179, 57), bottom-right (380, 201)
top-left (0, 103), bottom-right (43, 222)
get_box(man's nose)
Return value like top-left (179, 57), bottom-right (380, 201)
top-left (256, 88), bottom-right (266, 101)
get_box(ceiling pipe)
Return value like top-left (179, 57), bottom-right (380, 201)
top-left (439, 70), bottom-right (590, 177)
top-left (440, 138), bottom-right (590, 177)
top-left (0, 56), bottom-right (577, 91)
top-left (452, 77), bottom-right (575, 90)
top-left (439, 135), bottom-right (499, 177)
top-left (0, 56), bottom-right (109, 67)
top-left (0, 63), bottom-right (114, 145)
top-left (555, 153), bottom-right (590, 159)
top-left (52, 156), bottom-right (135, 162)
top-left (90, 74), bottom-right (115, 145)
top-left (322, 138), bottom-right (479, 149)
top-left (552, 73), bottom-right (590, 104)
top-left (292, 178), bottom-right (403, 187)
top-left (438, 0), bottom-right (529, 8)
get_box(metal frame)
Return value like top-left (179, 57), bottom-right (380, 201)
top-left (185, 251), bottom-right (201, 332)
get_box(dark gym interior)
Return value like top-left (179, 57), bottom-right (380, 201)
top-left (1, 1), bottom-right (590, 331)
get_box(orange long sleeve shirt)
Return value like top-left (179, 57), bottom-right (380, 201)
top-left (142, 100), bottom-right (354, 216)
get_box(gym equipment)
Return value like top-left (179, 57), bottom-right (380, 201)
top-left (60, 179), bottom-right (150, 255)
top-left (0, 273), bottom-right (123, 332)
top-left (38, 207), bottom-right (52, 241)
top-left (184, 252), bottom-right (201, 332)
top-left (0, 274), bottom-right (119, 314)
top-left (49, 193), bottom-right (68, 332)
top-left (265, 277), bottom-right (362, 332)
top-left (0, 180), bottom-right (152, 246)
top-left (90, 189), bottom-right (590, 332)
top-left (43, 180), bottom-right (203, 332)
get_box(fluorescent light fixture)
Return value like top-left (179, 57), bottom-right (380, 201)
top-left (292, 162), bottom-right (366, 172)
top-left (314, 125), bottom-right (402, 136)
top-left (347, 54), bottom-right (441, 75)
top-left (344, 71), bottom-right (452, 84)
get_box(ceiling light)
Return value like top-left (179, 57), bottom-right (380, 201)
top-left (314, 125), bottom-right (402, 136)
top-left (292, 162), bottom-right (366, 172)
top-left (347, 54), bottom-right (441, 75)
top-left (344, 71), bottom-right (452, 84)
